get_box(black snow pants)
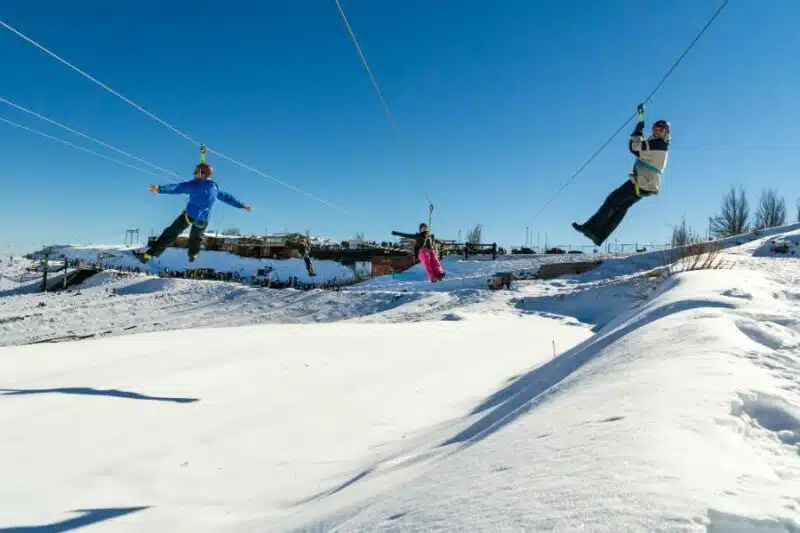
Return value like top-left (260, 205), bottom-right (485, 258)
top-left (147, 211), bottom-right (208, 258)
top-left (581, 179), bottom-right (652, 246)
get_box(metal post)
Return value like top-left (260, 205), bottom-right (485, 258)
top-left (40, 247), bottom-right (51, 292)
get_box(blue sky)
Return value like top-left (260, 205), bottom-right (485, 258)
top-left (1, 0), bottom-right (799, 255)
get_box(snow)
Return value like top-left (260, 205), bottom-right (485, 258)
top-left (2, 227), bottom-right (800, 532)
top-left (45, 244), bottom-right (360, 284)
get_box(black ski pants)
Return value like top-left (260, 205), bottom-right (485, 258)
top-left (147, 211), bottom-right (208, 258)
top-left (582, 179), bottom-right (652, 246)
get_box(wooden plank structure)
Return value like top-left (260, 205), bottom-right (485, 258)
top-left (148, 233), bottom-right (413, 264)
top-left (534, 260), bottom-right (603, 280)
top-left (371, 253), bottom-right (415, 276)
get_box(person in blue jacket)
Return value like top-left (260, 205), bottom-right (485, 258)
top-left (133, 162), bottom-right (252, 264)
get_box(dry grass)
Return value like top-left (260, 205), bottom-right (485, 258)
top-left (661, 240), bottom-right (730, 279)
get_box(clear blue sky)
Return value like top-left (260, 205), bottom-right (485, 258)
top-left (1, 0), bottom-right (799, 256)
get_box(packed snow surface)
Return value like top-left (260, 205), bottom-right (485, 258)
top-left (1, 225), bottom-right (799, 532)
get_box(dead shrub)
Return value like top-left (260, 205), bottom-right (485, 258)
top-left (661, 240), bottom-right (729, 279)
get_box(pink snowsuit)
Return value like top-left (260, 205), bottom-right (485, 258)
top-left (391, 228), bottom-right (446, 283)
top-left (418, 247), bottom-right (445, 282)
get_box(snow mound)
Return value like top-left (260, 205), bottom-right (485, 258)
top-left (274, 268), bottom-right (800, 532)
top-left (2, 247), bottom-right (800, 531)
top-left (113, 277), bottom-right (181, 296)
top-left (752, 229), bottom-right (800, 258)
top-left (579, 222), bottom-right (800, 281)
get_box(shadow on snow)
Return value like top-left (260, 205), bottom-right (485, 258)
top-left (0, 387), bottom-right (198, 403)
top-left (0, 507), bottom-right (149, 532)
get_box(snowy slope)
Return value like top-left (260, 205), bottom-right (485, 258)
top-left (571, 222), bottom-right (800, 282)
top-left (1, 230), bottom-right (799, 532)
top-left (0, 316), bottom-right (594, 533)
top-left (0, 256), bottom-right (46, 295)
top-left (273, 255), bottom-right (800, 532)
top-left (0, 252), bottom-right (612, 346)
top-left (354, 252), bottom-right (611, 292)
top-left (50, 244), bottom-right (362, 283)
top-left (3, 224), bottom-right (796, 347)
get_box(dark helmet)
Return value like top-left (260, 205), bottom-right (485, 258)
top-left (652, 119), bottom-right (670, 134)
top-left (194, 162), bottom-right (213, 178)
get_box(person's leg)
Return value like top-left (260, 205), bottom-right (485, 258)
top-left (145, 212), bottom-right (191, 258)
top-left (576, 180), bottom-right (641, 245)
top-left (429, 248), bottom-right (445, 279)
top-left (188, 219), bottom-right (208, 260)
top-left (418, 248), bottom-right (436, 282)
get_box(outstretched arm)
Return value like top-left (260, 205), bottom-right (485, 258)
top-left (391, 231), bottom-right (417, 239)
top-left (218, 190), bottom-right (252, 211)
top-left (629, 103), bottom-right (649, 155)
top-left (150, 181), bottom-right (194, 194)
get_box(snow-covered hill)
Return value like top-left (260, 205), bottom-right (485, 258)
top-left (1, 226), bottom-right (799, 532)
top-left (0, 249), bottom-right (611, 346)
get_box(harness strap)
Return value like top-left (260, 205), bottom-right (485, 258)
top-left (636, 158), bottom-right (663, 175)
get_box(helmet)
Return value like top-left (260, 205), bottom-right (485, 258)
top-left (653, 119), bottom-right (670, 133)
top-left (195, 162), bottom-right (213, 178)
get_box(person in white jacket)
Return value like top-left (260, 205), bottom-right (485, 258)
top-left (572, 104), bottom-right (670, 246)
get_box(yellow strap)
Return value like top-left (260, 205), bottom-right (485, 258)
top-left (199, 144), bottom-right (207, 164)
top-left (632, 176), bottom-right (641, 197)
top-left (183, 212), bottom-right (191, 224)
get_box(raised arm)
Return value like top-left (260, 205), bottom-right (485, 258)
top-left (218, 189), bottom-right (250, 211)
top-left (629, 121), bottom-right (647, 155)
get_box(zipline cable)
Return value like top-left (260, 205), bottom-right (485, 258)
top-left (0, 115), bottom-right (182, 181)
top-left (0, 97), bottom-right (184, 181)
top-left (333, 0), bottom-right (432, 210)
top-left (526, 0), bottom-right (729, 225)
top-left (333, 0), bottom-right (402, 147)
top-left (0, 18), bottom-right (351, 214)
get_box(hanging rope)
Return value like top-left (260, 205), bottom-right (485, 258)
top-left (526, 0), bottom-right (729, 225)
top-left (0, 19), bottom-right (350, 213)
top-left (0, 115), bottom-right (182, 182)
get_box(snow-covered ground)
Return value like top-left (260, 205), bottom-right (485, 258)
top-left (1, 226), bottom-right (799, 532)
top-left (42, 244), bottom-right (366, 284)
top-left (0, 250), bottom-right (612, 346)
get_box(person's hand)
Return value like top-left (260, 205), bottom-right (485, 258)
top-left (243, 204), bottom-right (252, 212)
top-left (149, 184), bottom-right (160, 193)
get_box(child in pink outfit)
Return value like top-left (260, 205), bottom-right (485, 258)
top-left (391, 223), bottom-right (445, 282)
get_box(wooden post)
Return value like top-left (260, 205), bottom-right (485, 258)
top-left (63, 255), bottom-right (68, 290)
top-left (492, 242), bottom-right (497, 260)
top-left (40, 247), bottom-right (51, 292)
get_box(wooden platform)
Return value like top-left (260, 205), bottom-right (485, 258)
top-left (534, 260), bottom-right (603, 280)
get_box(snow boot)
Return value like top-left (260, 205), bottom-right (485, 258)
top-left (132, 251), bottom-right (151, 264)
top-left (572, 222), bottom-right (602, 247)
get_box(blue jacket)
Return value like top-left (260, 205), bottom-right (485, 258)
top-left (158, 179), bottom-right (245, 222)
